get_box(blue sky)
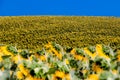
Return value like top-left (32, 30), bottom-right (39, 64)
top-left (0, 0), bottom-right (120, 16)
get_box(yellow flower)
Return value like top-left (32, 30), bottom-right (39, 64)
top-left (87, 74), bottom-right (99, 80)
top-left (12, 55), bottom-right (19, 63)
top-left (34, 54), bottom-right (46, 61)
top-left (29, 55), bottom-right (33, 61)
top-left (52, 74), bottom-right (57, 80)
top-left (44, 42), bottom-right (52, 49)
top-left (22, 68), bottom-right (29, 76)
top-left (74, 54), bottom-right (84, 60)
top-left (117, 50), bottom-right (120, 61)
top-left (1, 67), bottom-right (4, 71)
top-left (0, 51), bottom-right (4, 55)
top-left (18, 49), bottom-right (22, 53)
top-left (45, 42), bottom-right (62, 59)
top-left (25, 74), bottom-right (45, 80)
top-left (71, 48), bottom-right (89, 61)
top-left (112, 70), bottom-right (118, 75)
top-left (0, 56), bottom-right (3, 62)
top-left (17, 71), bottom-right (24, 79)
top-left (82, 70), bottom-right (88, 74)
top-left (55, 71), bottom-right (65, 78)
top-left (1, 46), bottom-right (14, 56)
top-left (25, 75), bottom-right (34, 80)
top-left (117, 55), bottom-right (120, 61)
top-left (65, 59), bottom-right (69, 64)
top-left (35, 53), bottom-right (39, 58)
top-left (65, 74), bottom-right (70, 80)
top-left (96, 44), bottom-right (110, 60)
top-left (57, 53), bottom-right (62, 60)
top-left (18, 63), bottom-right (29, 76)
top-left (10, 71), bottom-right (13, 76)
top-left (33, 78), bottom-right (44, 80)
top-left (40, 55), bottom-right (46, 61)
top-left (52, 48), bottom-right (62, 60)
top-left (83, 57), bottom-right (88, 62)
top-left (18, 64), bottom-right (24, 70)
top-left (92, 63), bottom-right (103, 74)
top-left (70, 49), bottom-right (76, 55)
top-left (84, 47), bottom-right (97, 60)
top-left (53, 72), bottom-right (70, 80)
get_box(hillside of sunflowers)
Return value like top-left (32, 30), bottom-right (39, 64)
top-left (0, 16), bottom-right (120, 80)
top-left (0, 16), bottom-right (120, 49)
top-left (0, 42), bottom-right (120, 80)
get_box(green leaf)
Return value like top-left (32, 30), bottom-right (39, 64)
top-left (10, 62), bottom-right (17, 71)
top-left (30, 70), bottom-right (35, 76)
top-left (99, 71), bottom-right (114, 80)
top-left (0, 62), bottom-right (3, 69)
top-left (7, 45), bottom-right (18, 54)
top-left (4, 59), bottom-right (12, 70)
top-left (28, 61), bottom-right (40, 69)
top-left (69, 59), bottom-right (78, 68)
top-left (52, 42), bottom-right (61, 51)
top-left (34, 68), bottom-right (41, 74)
top-left (2, 55), bottom-right (11, 60)
top-left (76, 48), bottom-right (84, 55)
top-left (47, 68), bottom-right (57, 74)
top-left (65, 46), bottom-right (73, 53)
top-left (32, 56), bottom-right (38, 62)
top-left (95, 57), bottom-right (110, 70)
top-left (88, 46), bottom-right (96, 53)
top-left (102, 45), bottom-right (110, 55)
top-left (20, 50), bottom-right (30, 58)
top-left (36, 49), bottom-right (45, 55)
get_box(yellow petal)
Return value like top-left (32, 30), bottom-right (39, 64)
top-left (96, 44), bottom-right (110, 60)
top-left (65, 59), bottom-right (69, 64)
top-left (84, 47), bottom-right (96, 60)
top-left (17, 71), bottom-right (24, 79)
top-left (55, 71), bottom-right (65, 78)
top-left (87, 74), bottom-right (99, 80)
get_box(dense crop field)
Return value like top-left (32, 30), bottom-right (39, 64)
top-left (0, 42), bottom-right (120, 80)
top-left (0, 16), bottom-right (120, 49)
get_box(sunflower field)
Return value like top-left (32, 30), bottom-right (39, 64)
top-left (0, 42), bottom-right (120, 80)
top-left (1, 16), bottom-right (120, 50)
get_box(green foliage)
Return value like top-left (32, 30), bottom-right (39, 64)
top-left (47, 68), bottom-right (57, 74)
top-left (95, 57), bottom-right (110, 70)
top-left (20, 50), bottom-right (30, 58)
top-left (69, 59), bottom-right (78, 68)
top-left (88, 46), bottom-right (96, 53)
top-left (2, 55), bottom-right (11, 59)
top-left (52, 42), bottom-right (61, 51)
top-left (99, 71), bottom-right (114, 80)
top-left (75, 48), bottom-right (84, 56)
top-left (36, 49), bottom-right (45, 55)
top-left (7, 45), bottom-right (18, 54)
